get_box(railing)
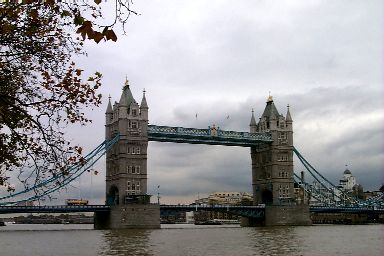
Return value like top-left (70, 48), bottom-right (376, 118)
top-left (0, 205), bottom-right (110, 214)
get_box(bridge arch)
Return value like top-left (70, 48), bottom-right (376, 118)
top-left (107, 185), bottom-right (119, 205)
top-left (261, 189), bottom-right (273, 204)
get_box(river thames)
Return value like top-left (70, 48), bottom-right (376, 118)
top-left (0, 223), bottom-right (383, 256)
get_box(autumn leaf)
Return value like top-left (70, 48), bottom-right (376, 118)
top-left (93, 31), bottom-right (104, 43)
top-left (104, 29), bottom-right (118, 42)
top-left (75, 69), bottom-right (83, 76)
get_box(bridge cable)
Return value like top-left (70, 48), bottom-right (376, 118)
top-left (0, 134), bottom-right (119, 205)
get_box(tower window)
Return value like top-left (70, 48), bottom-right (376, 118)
top-left (278, 154), bottom-right (288, 161)
top-left (132, 109), bottom-right (137, 116)
top-left (131, 121), bottom-right (138, 129)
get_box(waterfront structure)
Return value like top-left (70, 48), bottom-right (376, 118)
top-left (250, 96), bottom-right (294, 204)
top-left (1, 80), bottom-right (383, 227)
top-left (104, 79), bottom-right (149, 205)
top-left (95, 79), bottom-right (160, 229)
top-left (95, 82), bottom-right (311, 227)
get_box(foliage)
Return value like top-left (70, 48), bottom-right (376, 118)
top-left (0, 0), bottom-right (135, 193)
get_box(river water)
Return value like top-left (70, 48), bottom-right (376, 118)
top-left (0, 223), bottom-right (383, 256)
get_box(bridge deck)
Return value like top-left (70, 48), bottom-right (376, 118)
top-left (148, 125), bottom-right (273, 147)
top-left (0, 205), bottom-right (110, 214)
top-left (309, 206), bottom-right (384, 214)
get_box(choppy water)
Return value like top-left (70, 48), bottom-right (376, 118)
top-left (0, 223), bottom-right (383, 256)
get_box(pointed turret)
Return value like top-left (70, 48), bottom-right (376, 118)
top-left (250, 109), bottom-right (257, 133)
top-left (285, 104), bottom-right (292, 132)
top-left (140, 89), bottom-right (148, 120)
top-left (118, 78), bottom-right (132, 119)
top-left (286, 104), bottom-right (292, 123)
top-left (261, 95), bottom-right (280, 119)
top-left (119, 78), bottom-right (136, 107)
top-left (106, 95), bottom-right (113, 114)
top-left (140, 89), bottom-right (148, 109)
top-left (105, 95), bottom-right (114, 137)
top-left (259, 95), bottom-right (280, 131)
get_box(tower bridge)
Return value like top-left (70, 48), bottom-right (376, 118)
top-left (1, 80), bottom-right (382, 228)
top-left (98, 80), bottom-right (311, 228)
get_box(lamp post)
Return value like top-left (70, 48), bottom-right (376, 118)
top-left (157, 185), bottom-right (160, 205)
top-left (87, 169), bottom-right (99, 204)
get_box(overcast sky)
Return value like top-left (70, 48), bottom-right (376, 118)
top-left (3, 0), bottom-right (383, 205)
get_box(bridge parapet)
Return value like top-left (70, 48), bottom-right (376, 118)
top-left (0, 205), bottom-right (110, 214)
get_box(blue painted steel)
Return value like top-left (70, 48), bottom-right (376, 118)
top-left (310, 206), bottom-right (384, 214)
top-left (0, 134), bottom-right (120, 206)
top-left (0, 205), bottom-right (110, 214)
top-left (148, 125), bottom-right (273, 147)
top-left (293, 147), bottom-right (383, 208)
top-left (1, 204), bottom-right (383, 215)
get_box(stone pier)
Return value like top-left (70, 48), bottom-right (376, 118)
top-left (94, 204), bottom-right (160, 229)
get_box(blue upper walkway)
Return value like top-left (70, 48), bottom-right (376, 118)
top-left (147, 125), bottom-right (273, 147)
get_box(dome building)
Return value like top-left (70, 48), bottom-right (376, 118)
top-left (338, 167), bottom-right (357, 192)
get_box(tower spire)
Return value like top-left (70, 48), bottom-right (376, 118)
top-left (124, 76), bottom-right (129, 87)
top-left (119, 78), bottom-right (136, 106)
top-left (250, 109), bottom-right (256, 126)
top-left (250, 108), bottom-right (257, 133)
top-left (286, 104), bottom-right (292, 122)
top-left (106, 94), bottom-right (113, 113)
top-left (140, 89), bottom-right (148, 108)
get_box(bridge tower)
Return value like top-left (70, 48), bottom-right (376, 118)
top-left (248, 96), bottom-right (311, 226)
top-left (95, 79), bottom-right (160, 229)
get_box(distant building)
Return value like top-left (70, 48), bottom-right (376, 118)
top-left (16, 201), bottom-right (34, 207)
top-left (185, 211), bottom-right (194, 224)
top-left (338, 167), bottom-right (357, 192)
top-left (195, 191), bottom-right (253, 206)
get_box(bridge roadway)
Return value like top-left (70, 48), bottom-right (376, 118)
top-left (0, 205), bottom-right (383, 215)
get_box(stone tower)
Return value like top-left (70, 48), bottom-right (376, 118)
top-left (250, 95), bottom-right (294, 205)
top-left (96, 79), bottom-right (159, 229)
top-left (247, 96), bottom-right (311, 226)
top-left (105, 79), bottom-right (149, 205)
